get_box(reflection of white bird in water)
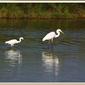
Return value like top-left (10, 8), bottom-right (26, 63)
top-left (5, 49), bottom-right (22, 66)
top-left (42, 51), bottom-right (59, 75)
top-left (42, 29), bottom-right (63, 43)
top-left (42, 51), bottom-right (59, 66)
top-left (5, 37), bottom-right (24, 47)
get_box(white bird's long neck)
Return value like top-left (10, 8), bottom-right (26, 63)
top-left (18, 38), bottom-right (22, 43)
top-left (55, 30), bottom-right (60, 38)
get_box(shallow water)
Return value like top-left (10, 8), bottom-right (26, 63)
top-left (0, 19), bottom-right (85, 82)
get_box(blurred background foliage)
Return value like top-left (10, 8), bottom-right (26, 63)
top-left (0, 3), bottom-right (85, 18)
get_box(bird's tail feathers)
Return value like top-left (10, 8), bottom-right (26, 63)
top-left (5, 41), bottom-right (8, 44)
top-left (42, 38), bottom-right (45, 42)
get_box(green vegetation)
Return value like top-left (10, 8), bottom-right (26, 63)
top-left (0, 3), bottom-right (85, 19)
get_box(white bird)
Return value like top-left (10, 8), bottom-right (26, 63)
top-left (5, 37), bottom-right (24, 47)
top-left (42, 29), bottom-right (63, 43)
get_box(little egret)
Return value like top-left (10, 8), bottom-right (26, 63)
top-left (5, 37), bottom-right (24, 47)
top-left (42, 29), bottom-right (63, 43)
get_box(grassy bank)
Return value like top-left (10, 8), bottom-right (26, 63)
top-left (0, 3), bottom-right (85, 19)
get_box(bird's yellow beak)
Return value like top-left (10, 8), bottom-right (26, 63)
top-left (61, 31), bottom-right (64, 34)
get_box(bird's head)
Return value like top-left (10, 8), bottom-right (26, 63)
top-left (20, 37), bottom-right (24, 40)
top-left (56, 29), bottom-right (64, 34)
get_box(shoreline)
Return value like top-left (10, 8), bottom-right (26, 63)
top-left (0, 17), bottom-right (85, 20)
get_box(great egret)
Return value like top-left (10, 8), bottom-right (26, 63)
top-left (5, 37), bottom-right (24, 47)
top-left (42, 29), bottom-right (63, 43)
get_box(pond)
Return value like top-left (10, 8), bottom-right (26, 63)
top-left (0, 19), bottom-right (85, 82)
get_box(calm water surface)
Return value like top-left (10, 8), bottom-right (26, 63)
top-left (0, 19), bottom-right (85, 82)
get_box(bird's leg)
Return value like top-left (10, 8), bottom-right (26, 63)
top-left (47, 40), bottom-right (51, 49)
top-left (51, 38), bottom-right (54, 49)
top-left (51, 38), bottom-right (53, 44)
top-left (49, 39), bottom-right (52, 49)
top-left (51, 38), bottom-right (54, 46)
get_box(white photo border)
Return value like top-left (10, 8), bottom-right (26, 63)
top-left (0, 1), bottom-right (84, 85)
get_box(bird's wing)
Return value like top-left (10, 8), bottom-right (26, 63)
top-left (42, 32), bottom-right (55, 41)
top-left (5, 39), bottom-right (17, 44)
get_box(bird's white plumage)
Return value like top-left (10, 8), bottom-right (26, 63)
top-left (42, 29), bottom-right (63, 42)
top-left (5, 37), bottom-right (24, 47)
top-left (42, 32), bottom-right (56, 41)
